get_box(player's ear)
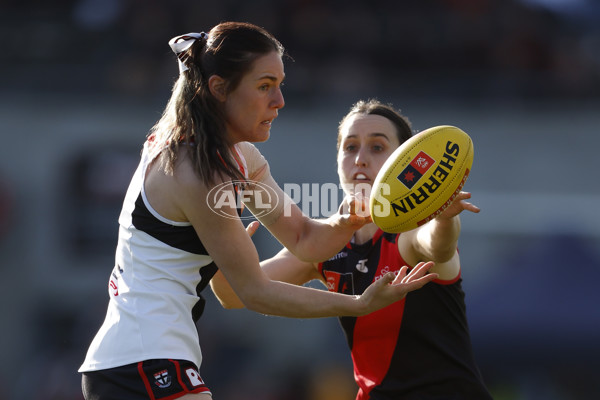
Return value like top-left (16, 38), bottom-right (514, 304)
top-left (208, 75), bottom-right (227, 102)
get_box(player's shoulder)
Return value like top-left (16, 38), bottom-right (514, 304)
top-left (235, 141), bottom-right (270, 178)
top-left (235, 141), bottom-right (261, 157)
top-left (169, 151), bottom-right (229, 196)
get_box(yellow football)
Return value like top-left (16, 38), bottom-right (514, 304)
top-left (369, 125), bottom-right (474, 233)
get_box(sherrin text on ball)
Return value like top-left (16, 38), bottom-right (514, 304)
top-left (369, 125), bottom-right (474, 233)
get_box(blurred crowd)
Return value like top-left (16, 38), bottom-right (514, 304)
top-left (2, 0), bottom-right (599, 101)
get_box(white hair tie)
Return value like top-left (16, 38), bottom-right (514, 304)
top-left (168, 32), bottom-right (208, 73)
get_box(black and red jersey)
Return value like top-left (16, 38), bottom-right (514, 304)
top-left (318, 229), bottom-right (492, 400)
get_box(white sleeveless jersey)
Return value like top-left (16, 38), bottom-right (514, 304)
top-left (79, 140), bottom-right (280, 372)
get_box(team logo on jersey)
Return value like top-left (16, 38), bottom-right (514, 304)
top-left (109, 268), bottom-right (119, 296)
top-left (109, 278), bottom-right (118, 296)
top-left (355, 259), bottom-right (369, 273)
top-left (154, 369), bottom-right (172, 388)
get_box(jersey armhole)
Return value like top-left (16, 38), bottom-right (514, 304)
top-left (433, 268), bottom-right (461, 285)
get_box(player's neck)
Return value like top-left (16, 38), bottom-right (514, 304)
top-left (353, 222), bottom-right (379, 245)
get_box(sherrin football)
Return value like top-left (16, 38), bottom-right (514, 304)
top-left (369, 125), bottom-right (473, 233)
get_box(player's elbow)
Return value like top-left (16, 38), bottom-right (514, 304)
top-left (240, 290), bottom-right (274, 314)
top-left (210, 284), bottom-right (246, 310)
top-left (236, 282), bottom-right (282, 315)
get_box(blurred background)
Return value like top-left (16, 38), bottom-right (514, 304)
top-left (1, 0), bottom-right (599, 399)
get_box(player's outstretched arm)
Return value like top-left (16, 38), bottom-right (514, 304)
top-left (211, 221), bottom-right (323, 309)
top-left (210, 221), bottom-right (438, 316)
top-left (414, 191), bottom-right (480, 263)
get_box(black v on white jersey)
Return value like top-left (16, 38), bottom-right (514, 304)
top-left (79, 141), bottom-right (258, 373)
top-left (79, 140), bottom-right (221, 373)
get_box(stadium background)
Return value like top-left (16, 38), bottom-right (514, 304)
top-left (0, 0), bottom-right (599, 399)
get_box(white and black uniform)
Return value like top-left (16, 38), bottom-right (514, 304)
top-left (79, 140), bottom-right (285, 374)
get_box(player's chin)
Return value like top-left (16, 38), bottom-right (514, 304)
top-left (252, 127), bottom-right (271, 143)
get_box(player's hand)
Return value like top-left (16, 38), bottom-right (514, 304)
top-left (336, 193), bottom-right (372, 230)
top-left (357, 261), bottom-right (437, 315)
top-left (245, 220), bottom-right (260, 237)
top-left (437, 191), bottom-right (480, 220)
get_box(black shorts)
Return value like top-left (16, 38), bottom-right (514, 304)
top-left (81, 359), bottom-right (211, 400)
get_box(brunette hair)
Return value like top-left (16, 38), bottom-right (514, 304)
top-left (337, 99), bottom-right (413, 151)
top-left (150, 22), bottom-right (285, 184)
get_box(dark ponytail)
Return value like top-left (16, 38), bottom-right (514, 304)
top-left (150, 22), bottom-right (285, 184)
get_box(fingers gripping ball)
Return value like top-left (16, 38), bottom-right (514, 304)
top-left (369, 126), bottom-right (474, 233)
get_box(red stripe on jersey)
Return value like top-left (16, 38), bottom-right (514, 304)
top-left (231, 146), bottom-right (246, 177)
top-left (216, 148), bottom-right (246, 178)
top-left (170, 359), bottom-right (187, 391)
top-left (352, 299), bottom-right (406, 399)
top-left (351, 234), bottom-right (406, 399)
top-left (371, 228), bottom-right (384, 244)
top-left (433, 269), bottom-right (461, 285)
